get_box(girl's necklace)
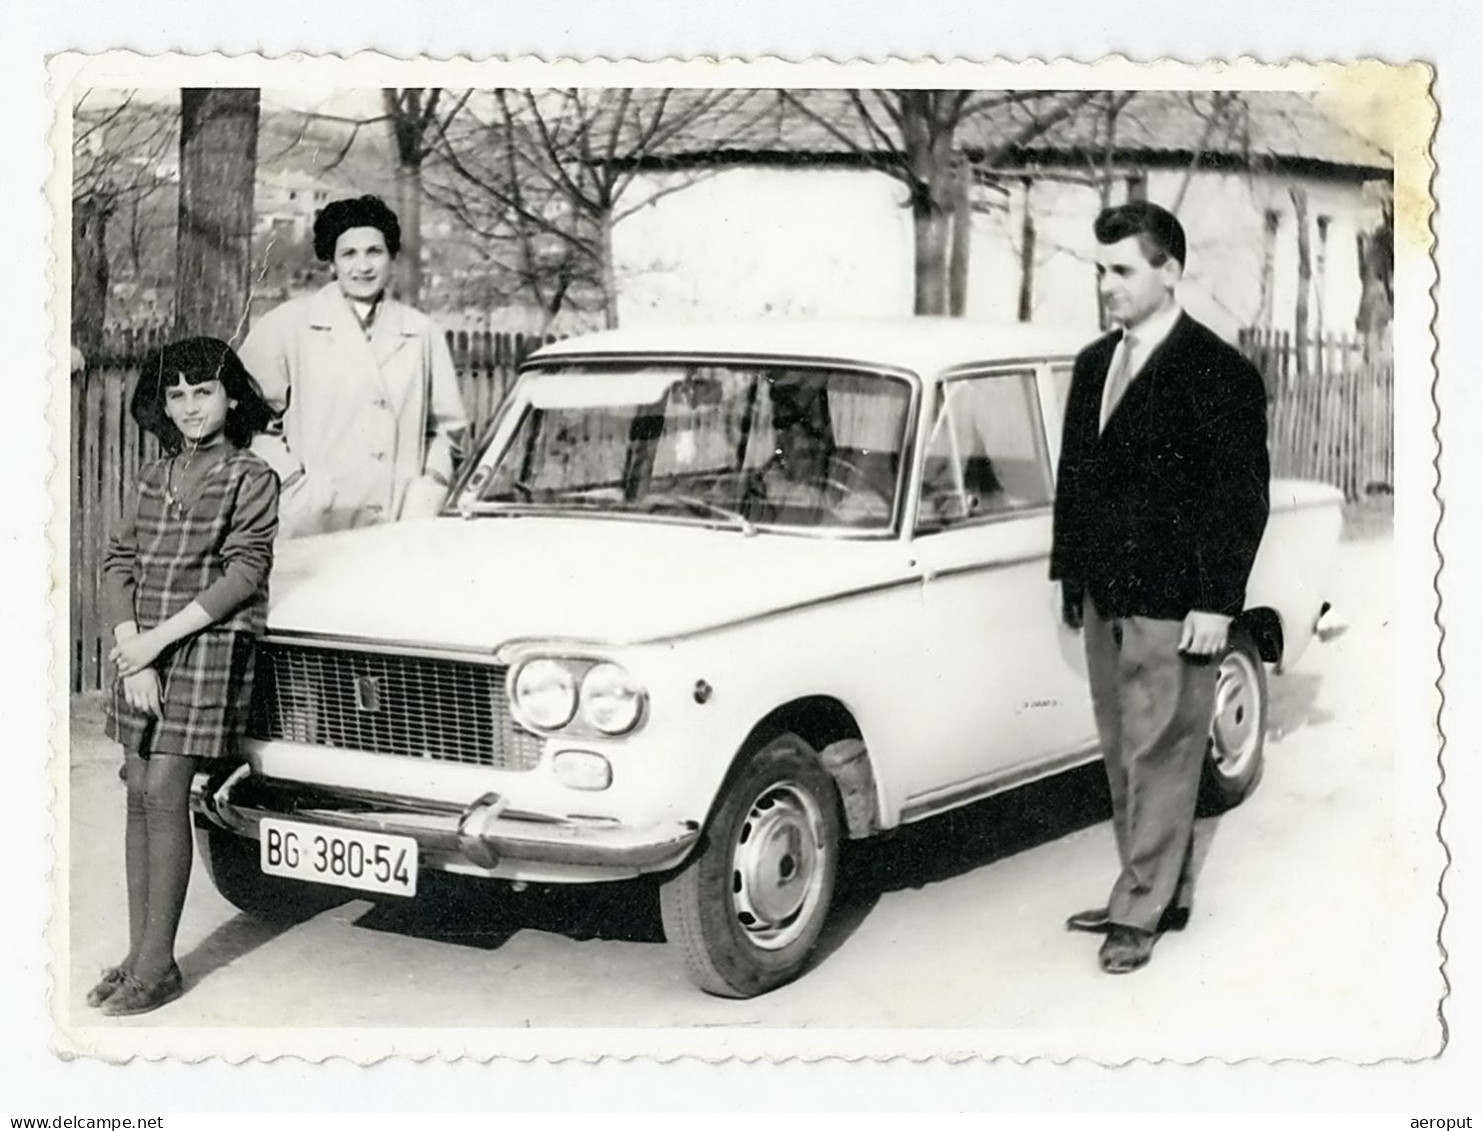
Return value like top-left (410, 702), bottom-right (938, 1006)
top-left (164, 441), bottom-right (200, 517)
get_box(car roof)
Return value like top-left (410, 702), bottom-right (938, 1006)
top-left (528, 318), bottom-right (1097, 376)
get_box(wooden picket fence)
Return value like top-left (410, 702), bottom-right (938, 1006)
top-left (68, 326), bottom-right (552, 693)
top-left (1238, 328), bottom-right (1394, 502)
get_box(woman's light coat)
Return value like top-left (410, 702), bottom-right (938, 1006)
top-left (239, 282), bottom-right (468, 538)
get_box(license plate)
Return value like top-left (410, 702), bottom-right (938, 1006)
top-left (259, 817), bottom-right (419, 897)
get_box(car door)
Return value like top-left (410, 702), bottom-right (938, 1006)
top-left (903, 365), bottom-right (1097, 809)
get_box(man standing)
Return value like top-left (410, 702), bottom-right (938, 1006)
top-left (1050, 202), bottom-right (1270, 974)
top-left (240, 195), bottom-right (468, 538)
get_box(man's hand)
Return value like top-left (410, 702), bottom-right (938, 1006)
top-left (111, 629), bottom-right (164, 677)
top-left (1061, 583), bottom-right (1085, 631)
top-left (121, 669), bottom-right (163, 718)
top-left (1179, 610), bottom-right (1232, 657)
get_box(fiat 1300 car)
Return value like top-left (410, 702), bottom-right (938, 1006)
top-left (192, 320), bottom-right (1344, 997)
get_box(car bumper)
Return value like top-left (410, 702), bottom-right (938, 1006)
top-left (190, 765), bottom-right (702, 883)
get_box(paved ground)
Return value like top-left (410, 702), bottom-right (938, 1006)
top-left (57, 517), bottom-right (1443, 1059)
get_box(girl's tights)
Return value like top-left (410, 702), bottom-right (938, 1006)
top-left (123, 749), bottom-right (201, 983)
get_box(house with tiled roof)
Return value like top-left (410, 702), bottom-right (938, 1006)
top-left (608, 89), bottom-right (1393, 342)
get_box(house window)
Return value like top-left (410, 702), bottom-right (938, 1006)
top-left (1257, 209), bottom-right (1281, 328)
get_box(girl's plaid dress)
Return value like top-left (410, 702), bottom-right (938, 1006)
top-left (104, 448), bottom-right (279, 759)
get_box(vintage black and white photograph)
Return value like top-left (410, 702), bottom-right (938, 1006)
top-left (49, 55), bottom-right (1439, 1062)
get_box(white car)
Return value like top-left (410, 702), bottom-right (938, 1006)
top-left (193, 319), bottom-right (1345, 997)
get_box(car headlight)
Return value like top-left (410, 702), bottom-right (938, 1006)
top-left (579, 661), bottom-right (646, 736)
top-left (512, 658), bottom-right (578, 730)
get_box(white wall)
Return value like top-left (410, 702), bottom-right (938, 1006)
top-left (614, 162), bottom-right (1382, 344)
top-left (615, 166), bottom-right (913, 325)
top-left (1142, 168), bottom-right (1371, 341)
top-left (962, 177), bottom-right (1105, 335)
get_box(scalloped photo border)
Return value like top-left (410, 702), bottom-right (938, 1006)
top-left (42, 52), bottom-right (1439, 1065)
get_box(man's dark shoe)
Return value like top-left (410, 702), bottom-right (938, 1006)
top-left (1066, 906), bottom-right (1191, 934)
top-left (101, 964), bottom-right (183, 1017)
top-left (1159, 906), bottom-right (1191, 933)
top-left (1098, 925), bottom-right (1155, 974)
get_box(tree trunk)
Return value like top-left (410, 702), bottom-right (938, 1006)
top-left (71, 191), bottom-right (114, 359)
top-left (1016, 177), bottom-right (1036, 323)
top-left (1290, 187), bottom-right (1311, 380)
top-left (901, 92), bottom-right (956, 317)
top-left (1355, 200), bottom-right (1393, 340)
top-left (176, 89), bottom-right (260, 343)
top-left (598, 209), bottom-right (619, 329)
top-left (912, 202), bottom-right (950, 316)
top-left (392, 159), bottom-right (424, 305)
top-left (947, 158), bottom-right (972, 317)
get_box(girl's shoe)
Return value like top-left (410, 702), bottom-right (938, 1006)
top-left (101, 965), bottom-right (184, 1017)
top-left (84, 966), bottom-right (129, 1008)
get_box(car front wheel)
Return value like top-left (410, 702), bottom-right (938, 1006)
top-left (1199, 628), bottom-right (1268, 813)
top-left (659, 733), bottom-right (840, 998)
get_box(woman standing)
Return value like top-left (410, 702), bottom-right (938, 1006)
top-left (94, 338), bottom-right (278, 1016)
top-left (239, 195), bottom-right (469, 538)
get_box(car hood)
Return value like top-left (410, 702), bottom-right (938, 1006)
top-left (267, 515), bottom-right (914, 650)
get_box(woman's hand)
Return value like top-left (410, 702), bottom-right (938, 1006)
top-left (400, 473), bottom-right (450, 520)
top-left (110, 630), bottom-right (165, 677)
top-left (121, 669), bottom-right (163, 718)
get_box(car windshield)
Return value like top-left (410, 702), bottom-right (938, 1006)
top-left (465, 361), bottom-right (914, 533)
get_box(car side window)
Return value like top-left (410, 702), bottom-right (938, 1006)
top-left (916, 370), bottom-right (1055, 533)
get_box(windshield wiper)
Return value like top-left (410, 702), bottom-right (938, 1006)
top-left (639, 492), bottom-right (757, 537)
top-left (458, 483), bottom-right (623, 518)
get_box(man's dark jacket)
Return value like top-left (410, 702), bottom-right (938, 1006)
top-left (1050, 313), bottom-right (1271, 621)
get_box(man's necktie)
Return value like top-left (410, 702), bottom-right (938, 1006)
top-left (1101, 331), bottom-right (1138, 431)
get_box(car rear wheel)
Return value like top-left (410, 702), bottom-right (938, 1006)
top-left (659, 733), bottom-right (840, 998)
top-left (195, 824), bottom-right (346, 922)
top-left (1199, 628), bottom-right (1268, 813)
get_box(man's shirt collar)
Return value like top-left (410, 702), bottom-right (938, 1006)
top-left (1120, 302), bottom-right (1182, 358)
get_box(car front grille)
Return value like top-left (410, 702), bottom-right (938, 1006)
top-left (247, 641), bottom-right (543, 771)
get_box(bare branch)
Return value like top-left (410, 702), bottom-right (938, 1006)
top-left (851, 91), bottom-right (905, 156)
top-left (775, 89), bottom-right (899, 178)
top-left (990, 89), bottom-right (1104, 158)
top-left (319, 118), bottom-right (369, 174)
top-left (521, 89), bottom-right (601, 213)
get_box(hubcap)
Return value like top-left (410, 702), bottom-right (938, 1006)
top-left (1210, 649), bottom-right (1262, 779)
top-left (731, 781), bottom-right (828, 951)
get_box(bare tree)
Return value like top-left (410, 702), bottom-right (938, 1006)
top-left (1171, 93), bottom-right (1247, 212)
top-left (71, 191), bottom-right (114, 358)
top-left (71, 92), bottom-right (178, 353)
top-left (430, 87), bottom-right (763, 329)
top-left (1355, 185), bottom-right (1393, 341)
top-left (382, 88), bottom-right (471, 305)
top-left (175, 89), bottom-right (260, 342)
top-left (999, 90), bottom-right (1253, 328)
top-left (777, 89), bottom-right (1100, 315)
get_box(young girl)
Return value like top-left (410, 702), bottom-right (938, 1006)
top-left (92, 337), bottom-right (278, 1016)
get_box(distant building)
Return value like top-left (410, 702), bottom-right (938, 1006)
top-left (255, 169), bottom-right (331, 241)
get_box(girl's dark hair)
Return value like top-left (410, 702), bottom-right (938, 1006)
top-left (312, 194), bottom-right (402, 262)
top-left (130, 337), bottom-right (275, 454)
